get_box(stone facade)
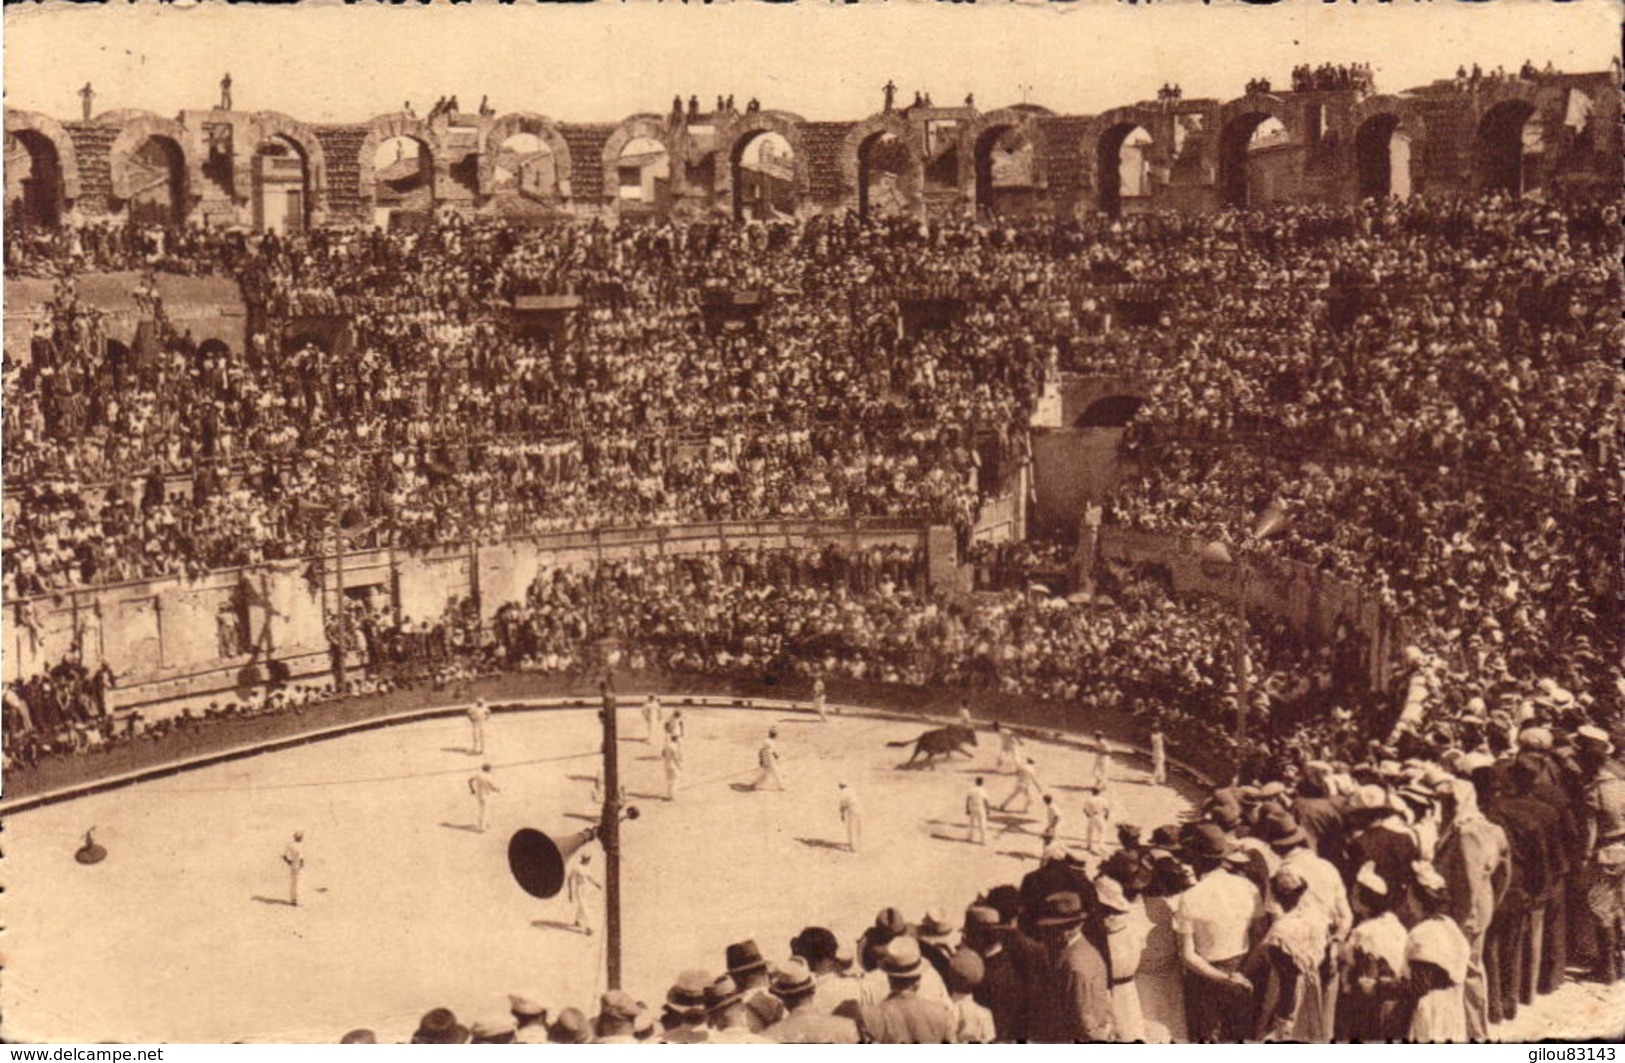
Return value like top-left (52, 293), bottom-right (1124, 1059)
top-left (6, 70), bottom-right (1618, 230)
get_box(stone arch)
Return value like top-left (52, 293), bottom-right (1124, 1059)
top-left (1079, 106), bottom-right (1165, 215)
top-left (356, 113), bottom-right (443, 204)
top-left (479, 112), bottom-right (573, 197)
top-left (838, 113), bottom-right (925, 218)
top-left (107, 113), bottom-right (196, 212)
top-left (1474, 88), bottom-right (1561, 197)
top-left (5, 109), bottom-right (81, 202)
top-left (1216, 93), bottom-right (1298, 207)
top-left (1349, 96), bottom-right (1429, 200)
top-left (601, 114), bottom-right (677, 207)
top-left (958, 108), bottom-right (1049, 215)
top-left (247, 111), bottom-right (329, 221)
top-left (715, 111), bottom-right (809, 220)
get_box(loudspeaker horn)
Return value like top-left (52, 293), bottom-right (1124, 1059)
top-left (508, 826), bottom-right (597, 899)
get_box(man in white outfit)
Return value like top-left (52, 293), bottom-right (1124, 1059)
top-left (967, 777), bottom-right (992, 845)
top-left (999, 757), bottom-right (1043, 813)
top-left (1081, 785), bottom-right (1113, 855)
top-left (566, 852), bottom-right (601, 935)
top-left (467, 698), bottom-right (490, 755)
top-left (1092, 731), bottom-right (1111, 790)
top-left (839, 782), bottom-right (863, 852)
top-left (813, 676), bottom-right (829, 722)
top-left (469, 763), bottom-right (500, 832)
top-left (1150, 726), bottom-right (1168, 785)
top-left (751, 729), bottom-right (786, 791)
top-left (643, 695), bottom-right (662, 745)
top-left (994, 723), bottom-right (1023, 773)
top-left (663, 734), bottom-right (685, 801)
top-left (282, 831), bottom-right (305, 906)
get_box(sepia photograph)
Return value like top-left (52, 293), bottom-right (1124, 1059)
top-left (2, 0), bottom-right (1622, 1046)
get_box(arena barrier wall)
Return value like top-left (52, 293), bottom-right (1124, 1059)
top-left (0, 684), bottom-right (1217, 817)
top-left (2, 519), bottom-right (932, 706)
top-left (1097, 526), bottom-right (1404, 691)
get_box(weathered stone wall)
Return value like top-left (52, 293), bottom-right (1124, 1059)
top-left (6, 71), bottom-right (1618, 230)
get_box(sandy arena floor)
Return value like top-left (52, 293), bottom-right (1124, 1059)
top-left (1, 703), bottom-right (1194, 1044)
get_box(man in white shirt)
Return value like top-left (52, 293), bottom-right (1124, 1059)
top-left (1173, 824), bottom-right (1265, 1042)
top-left (967, 777), bottom-right (992, 845)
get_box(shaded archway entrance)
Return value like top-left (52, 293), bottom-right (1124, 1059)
top-left (1218, 113), bottom-right (1286, 208)
top-left (973, 125), bottom-right (1036, 215)
top-left (1097, 123), bottom-right (1153, 216)
top-left (1075, 395), bottom-right (1145, 428)
top-left (372, 135), bottom-right (434, 226)
top-left (1355, 114), bottom-right (1412, 200)
top-left (127, 135), bottom-right (187, 226)
top-left (1478, 99), bottom-right (1541, 196)
top-left (492, 133), bottom-right (558, 201)
top-left (253, 135), bottom-right (309, 234)
top-left (5, 129), bottom-right (65, 229)
top-left (856, 131), bottom-right (914, 219)
top-left (614, 136), bottom-right (670, 212)
top-left (733, 131), bottom-right (796, 220)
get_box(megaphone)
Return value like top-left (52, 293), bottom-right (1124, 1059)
top-left (508, 807), bottom-right (639, 899)
top-left (1250, 500), bottom-right (1289, 541)
top-left (508, 826), bottom-right (597, 899)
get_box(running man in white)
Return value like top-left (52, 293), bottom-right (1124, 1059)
top-left (838, 782), bottom-right (863, 852)
top-left (812, 676), bottom-right (829, 722)
top-left (1091, 731), bottom-right (1110, 790)
top-left (967, 777), bottom-right (992, 845)
top-left (282, 831), bottom-right (305, 906)
top-left (1149, 725), bottom-right (1167, 785)
top-left (750, 728), bottom-right (786, 791)
top-left (993, 722), bottom-right (1023, 773)
top-left (469, 763), bottom-right (500, 832)
top-left (643, 695), bottom-right (662, 745)
top-left (565, 852), bottom-right (602, 935)
top-left (664, 709), bottom-right (685, 753)
top-left (1080, 785), bottom-right (1114, 855)
top-left (998, 756), bottom-right (1043, 813)
top-left (662, 734), bottom-right (684, 801)
top-left (467, 698), bottom-right (491, 755)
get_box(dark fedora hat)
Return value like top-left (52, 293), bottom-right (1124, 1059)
top-left (725, 938), bottom-right (769, 975)
top-left (411, 1007), bottom-right (469, 1045)
top-left (1035, 892), bottom-right (1088, 928)
top-left (1186, 822), bottom-right (1233, 860)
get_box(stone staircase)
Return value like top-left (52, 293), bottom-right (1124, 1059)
top-left (559, 123), bottom-right (614, 202)
top-left (1039, 114), bottom-right (1092, 207)
top-left (64, 121), bottom-right (118, 216)
top-left (313, 124), bottom-right (371, 224)
top-left (799, 121), bottom-right (854, 205)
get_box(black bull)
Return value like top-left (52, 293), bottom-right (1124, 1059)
top-left (886, 725), bottom-right (978, 767)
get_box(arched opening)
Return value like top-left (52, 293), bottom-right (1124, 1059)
top-left (492, 132), bottom-right (557, 201)
top-left (254, 135), bottom-right (309, 234)
top-left (1478, 100), bottom-right (1542, 197)
top-left (372, 135), bottom-right (434, 226)
top-left (127, 135), bottom-right (187, 227)
top-left (857, 131), bottom-right (913, 219)
top-left (733, 131), bottom-right (797, 221)
top-left (1097, 123), bottom-right (1152, 216)
top-left (973, 124), bottom-right (1036, 215)
top-left (1075, 395), bottom-right (1145, 428)
top-left (5, 130), bottom-right (65, 229)
top-left (1218, 113), bottom-right (1287, 208)
top-left (1355, 114), bottom-right (1411, 200)
top-left (615, 136), bottom-right (670, 211)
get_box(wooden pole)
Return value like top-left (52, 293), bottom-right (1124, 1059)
top-left (598, 671), bottom-right (623, 990)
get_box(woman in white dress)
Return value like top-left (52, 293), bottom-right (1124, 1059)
top-left (1135, 839), bottom-right (1192, 1042)
top-left (1404, 862), bottom-right (1471, 1043)
top-left (1096, 871), bottom-right (1150, 1041)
